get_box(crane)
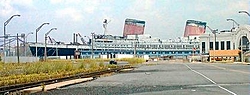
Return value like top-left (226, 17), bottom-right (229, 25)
top-left (77, 33), bottom-right (87, 45)
top-left (48, 36), bottom-right (57, 44)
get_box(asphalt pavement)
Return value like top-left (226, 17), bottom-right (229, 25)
top-left (34, 61), bottom-right (250, 95)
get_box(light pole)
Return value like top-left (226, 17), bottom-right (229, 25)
top-left (239, 10), bottom-right (250, 17)
top-left (241, 36), bottom-right (243, 63)
top-left (207, 26), bottom-right (218, 62)
top-left (25, 32), bottom-right (33, 56)
top-left (226, 18), bottom-right (240, 29)
top-left (134, 35), bottom-right (138, 58)
top-left (6, 34), bottom-right (11, 56)
top-left (35, 23), bottom-right (49, 58)
top-left (240, 34), bottom-right (247, 63)
top-left (91, 32), bottom-right (95, 59)
top-left (44, 28), bottom-right (57, 61)
top-left (3, 14), bottom-right (20, 63)
top-left (4, 14), bottom-right (21, 35)
top-left (25, 32), bottom-right (33, 43)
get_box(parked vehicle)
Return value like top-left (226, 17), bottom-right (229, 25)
top-left (109, 59), bottom-right (117, 65)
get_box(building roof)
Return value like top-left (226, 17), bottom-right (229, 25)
top-left (209, 50), bottom-right (240, 57)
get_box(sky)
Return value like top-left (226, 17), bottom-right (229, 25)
top-left (0, 0), bottom-right (249, 44)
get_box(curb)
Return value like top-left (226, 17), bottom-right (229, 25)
top-left (21, 77), bottom-right (93, 93)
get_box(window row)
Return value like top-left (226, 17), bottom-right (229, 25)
top-left (96, 44), bottom-right (199, 49)
top-left (80, 51), bottom-right (197, 55)
top-left (201, 41), bottom-right (231, 53)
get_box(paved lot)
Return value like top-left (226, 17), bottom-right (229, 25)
top-left (35, 61), bottom-right (250, 95)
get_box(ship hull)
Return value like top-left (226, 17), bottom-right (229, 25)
top-left (29, 46), bottom-right (76, 57)
top-left (29, 43), bottom-right (199, 59)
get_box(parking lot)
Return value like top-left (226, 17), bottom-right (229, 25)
top-left (36, 61), bottom-right (250, 95)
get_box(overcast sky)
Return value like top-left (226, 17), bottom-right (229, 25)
top-left (0, 0), bottom-right (249, 43)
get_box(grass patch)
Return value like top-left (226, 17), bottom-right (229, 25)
top-left (0, 58), bottom-right (144, 86)
top-left (0, 59), bottom-right (106, 86)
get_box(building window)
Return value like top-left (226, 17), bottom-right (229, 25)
top-left (221, 41), bottom-right (225, 50)
top-left (215, 42), bottom-right (219, 50)
top-left (202, 42), bottom-right (205, 53)
top-left (227, 41), bottom-right (231, 50)
top-left (210, 42), bottom-right (213, 50)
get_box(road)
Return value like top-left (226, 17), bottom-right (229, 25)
top-left (34, 61), bottom-right (250, 95)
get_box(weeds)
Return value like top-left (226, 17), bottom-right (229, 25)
top-left (0, 58), bottom-right (144, 86)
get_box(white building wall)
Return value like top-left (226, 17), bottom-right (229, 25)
top-left (199, 25), bottom-right (250, 54)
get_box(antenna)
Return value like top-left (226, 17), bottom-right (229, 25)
top-left (103, 19), bottom-right (111, 36)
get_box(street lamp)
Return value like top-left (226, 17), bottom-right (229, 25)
top-left (25, 32), bottom-right (34, 43)
top-left (207, 26), bottom-right (218, 62)
top-left (25, 32), bottom-right (33, 56)
top-left (35, 23), bottom-right (49, 58)
top-left (239, 10), bottom-right (250, 17)
top-left (4, 14), bottom-right (21, 35)
top-left (3, 14), bottom-right (20, 63)
top-left (226, 18), bottom-right (240, 29)
top-left (44, 28), bottom-right (57, 61)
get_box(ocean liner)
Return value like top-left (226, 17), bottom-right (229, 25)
top-left (28, 19), bottom-right (203, 59)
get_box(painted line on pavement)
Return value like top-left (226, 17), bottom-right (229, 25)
top-left (207, 64), bottom-right (250, 74)
top-left (184, 64), bottom-right (237, 95)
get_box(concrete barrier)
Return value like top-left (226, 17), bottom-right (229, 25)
top-left (2, 56), bottom-right (39, 63)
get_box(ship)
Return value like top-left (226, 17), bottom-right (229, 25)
top-left (28, 19), bottom-right (202, 59)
